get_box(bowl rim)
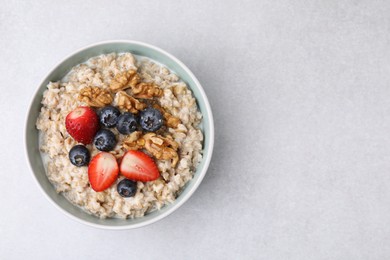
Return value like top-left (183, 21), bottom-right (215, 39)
top-left (25, 40), bottom-right (214, 230)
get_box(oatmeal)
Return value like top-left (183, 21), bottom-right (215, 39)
top-left (36, 53), bottom-right (203, 218)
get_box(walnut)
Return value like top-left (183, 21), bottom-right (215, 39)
top-left (153, 104), bottom-right (180, 128)
top-left (78, 87), bottom-right (113, 107)
top-left (116, 91), bottom-right (146, 113)
top-left (131, 82), bottom-right (163, 99)
top-left (122, 131), bottom-right (145, 150)
top-left (109, 70), bottom-right (140, 92)
top-left (143, 133), bottom-right (179, 167)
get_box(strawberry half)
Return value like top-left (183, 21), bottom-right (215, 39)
top-left (120, 150), bottom-right (160, 182)
top-left (88, 152), bottom-right (119, 192)
top-left (65, 106), bottom-right (99, 144)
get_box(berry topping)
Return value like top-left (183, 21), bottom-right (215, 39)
top-left (120, 150), bottom-right (160, 182)
top-left (68, 145), bottom-right (90, 167)
top-left (93, 129), bottom-right (117, 152)
top-left (88, 152), bottom-right (119, 192)
top-left (139, 107), bottom-right (163, 132)
top-left (99, 106), bottom-right (121, 128)
top-left (116, 112), bottom-right (138, 134)
top-left (117, 179), bottom-right (137, 198)
top-left (65, 106), bottom-right (99, 144)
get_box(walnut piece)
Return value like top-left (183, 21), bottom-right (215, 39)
top-left (153, 104), bottom-right (181, 128)
top-left (122, 131), bottom-right (145, 150)
top-left (143, 133), bottom-right (179, 167)
top-left (78, 87), bottom-right (113, 107)
top-left (109, 70), bottom-right (140, 92)
top-left (131, 82), bottom-right (163, 99)
top-left (110, 69), bottom-right (164, 99)
top-left (116, 91), bottom-right (146, 113)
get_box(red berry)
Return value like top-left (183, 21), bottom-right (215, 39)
top-left (88, 152), bottom-right (119, 192)
top-left (120, 150), bottom-right (160, 182)
top-left (65, 106), bottom-right (99, 144)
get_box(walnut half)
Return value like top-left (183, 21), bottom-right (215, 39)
top-left (78, 87), bottom-right (113, 107)
top-left (144, 133), bottom-right (179, 167)
top-left (115, 91), bottom-right (146, 113)
top-left (109, 70), bottom-right (140, 92)
top-left (122, 131), bottom-right (145, 151)
top-left (131, 82), bottom-right (163, 99)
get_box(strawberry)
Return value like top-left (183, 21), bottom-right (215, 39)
top-left (65, 106), bottom-right (99, 144)
top-left (120, 150), bottom-right (160, 182)
top-left (88, 152), bottom-right (119, 192)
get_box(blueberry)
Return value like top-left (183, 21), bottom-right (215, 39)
top-left (99, 106), bottom-right (120, 128)
top-left (93, 129), bottom-right (117, 151)
top-left (116, 112), bottom-right (138, 134)
top-left (139, 108), bottom-right (163, 132)
top-left (117, 179), bottom-right (137, 197)
top-left (69, 145), bottom-right (90, 167)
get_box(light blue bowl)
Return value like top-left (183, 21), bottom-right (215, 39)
top-left (25, 40), bottom-right (214, 229)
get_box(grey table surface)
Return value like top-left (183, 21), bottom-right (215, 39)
top-left (2, 0), bottom-right (390, 259)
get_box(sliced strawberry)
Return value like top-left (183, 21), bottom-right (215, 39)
top-left (120, 150), bottom-right (160, 182)
top-left (88, 152), bottom-right (119, 192)
top-left (65, 106), bottom-right (99, 144)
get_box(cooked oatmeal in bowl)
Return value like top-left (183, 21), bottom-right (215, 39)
top-left (37, 52), bottom-right (204, 219)
top-left (26, 41), bottom-right (214, 228)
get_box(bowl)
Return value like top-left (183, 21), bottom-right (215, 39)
top-left (25, 40), bottom-right (214, 229)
